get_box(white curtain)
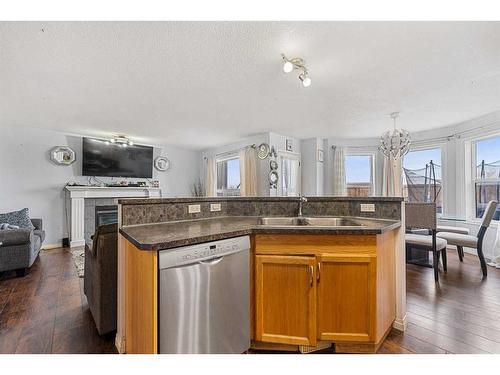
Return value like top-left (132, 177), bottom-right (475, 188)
top-left (239, 147), bottom-right (258, 196)
top-left (332, 146), bottom-right (347, 196)
top-left (204, 156), bottom-right (216, 197)
top-left (382, 155), bottom-right (403, 197)
top-left (488, 224), bottom-right (500, 268)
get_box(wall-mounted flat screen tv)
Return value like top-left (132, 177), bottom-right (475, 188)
top-left (82, 137), bottom-right (153, 178)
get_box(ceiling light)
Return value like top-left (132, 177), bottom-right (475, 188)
top-left (281, 54), bottom-right (311, 88)
top-left (299, 73), bottom-right (312, 87)
top-left (110, 135), bottom-right (134, 146)
top-left (379, 112), bottom-right (411, 158)
top-left (283, 61), bottom-right (294, 73)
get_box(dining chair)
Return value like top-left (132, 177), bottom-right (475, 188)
top-left (405, 202), bottom-right (448, 282)
top-left (437, 200), bottom-right (498, 277)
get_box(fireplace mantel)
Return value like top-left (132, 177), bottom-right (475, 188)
top-left (65, 186), bottom-right (161, 247)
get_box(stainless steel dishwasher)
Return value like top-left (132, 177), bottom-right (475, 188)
top-left (158, 236), bottom-right (250, 354)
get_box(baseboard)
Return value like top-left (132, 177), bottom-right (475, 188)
top-left (115, 333), bottom-right (126, 354)
top-left (70, 239), bottom-right (85, 248)
top-left (392, 314), bottom-right (408, 332)
top-left (41, 243), bottom-right (63, 250)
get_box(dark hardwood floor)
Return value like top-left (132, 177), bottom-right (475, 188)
top-left (381, 249), bottom-right (500, 354)
top-left (0, 247), bottom-right (116, 353)
top-left (1, 246), bottom-right (500, 354)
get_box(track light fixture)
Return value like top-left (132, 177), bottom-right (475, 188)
top-left (109, 135), bottom-right (134, 146)
top-left (281, 54), bottom-right (311, 87)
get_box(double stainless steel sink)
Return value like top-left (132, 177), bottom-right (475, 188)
top-left (259, 216), bottom-right (365, 227)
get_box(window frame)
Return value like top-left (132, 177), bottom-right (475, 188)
top-left (344, 151), bottom-right (375, 197)
top-left (402, 143), bottom-right (446, 215)
top-left (277, 150), bottom-right (302, 197)
top-left (469, 133), bottom-right (500, 222)
top-left (215, 151), bottom-right (241, 197)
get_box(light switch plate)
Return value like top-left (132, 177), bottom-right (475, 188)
top-left (360, 203), bottom-right (375, 212)
top-left (210, 203), bottom-right (221, 212)
top-left (188, 204), bottom-right (201, 214)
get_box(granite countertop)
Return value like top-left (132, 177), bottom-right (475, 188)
top-left (119, 216), bottom-right (401, 251)
top-left (118, 196), bottom-right (404, 205)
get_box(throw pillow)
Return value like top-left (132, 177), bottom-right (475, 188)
top-left (0, 208), bottom-right (34, 229)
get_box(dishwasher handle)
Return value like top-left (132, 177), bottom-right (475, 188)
top-left (199, 256), bottom-right (224, 265)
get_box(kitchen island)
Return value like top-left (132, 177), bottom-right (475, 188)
top-left (116, 197), bottom-right (404, 354)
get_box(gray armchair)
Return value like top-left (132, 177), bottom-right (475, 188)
top-left (0, 219), bottom-right (45, 276)
top-left (438, 200), bottom-right (498, 277)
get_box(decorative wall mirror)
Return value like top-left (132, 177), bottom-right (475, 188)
top-left (50, 146), bottom-right (76, 165)
top-left (270, 160), bottom-right (278, 170)
top-left (257, 143), bottom-right (270, 159)
top-left (154, 156), bottom-right (171, 171)
top-left (268, 170), bottom-right (278, 188)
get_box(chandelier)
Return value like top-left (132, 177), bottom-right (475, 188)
top-left (379, 112), bottom-right (411, 158)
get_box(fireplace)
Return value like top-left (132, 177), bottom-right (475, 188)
top-left (95, 205), bottom-right (118, 228)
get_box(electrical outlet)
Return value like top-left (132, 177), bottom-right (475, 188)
top-left (188, 204), bottom-right (201, 214)
top-left (210, 203), bottom-right (221, 212)
top-left (360, 203), bottom-right (375, 212)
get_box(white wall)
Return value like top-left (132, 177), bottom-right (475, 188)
top-left (300, 138), bottom-right (324, 196)
top-left (200, 132), bottom-right (303, 197)
top-left (408, 110), bottom-right (500, 259)
top-left (0, 126), bottom-right (200, 247)
top-left (200, 133), bottom-right (270, 196)
top-left (322, 110), bottom-right (500, 259)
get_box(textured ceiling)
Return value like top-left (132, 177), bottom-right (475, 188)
top-left (1, 21), bottom-right (499, 149)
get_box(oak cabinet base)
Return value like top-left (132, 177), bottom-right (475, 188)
top-left (252, 232), bottom-right (396, 352)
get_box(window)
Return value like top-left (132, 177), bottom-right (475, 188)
top-left (216, 154), bottom-right (240, 196)
top-left (278, 151), bottom-right (301, 196)
top-left (403, 147), bottom-right (443, 213)
top-left (345, 154), bottom-right (373, 197)
top-left (474, 136), bottom-right (500, 220)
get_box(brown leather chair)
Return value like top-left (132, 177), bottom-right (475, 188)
top-left (83, 223), bottom-right (118, 335)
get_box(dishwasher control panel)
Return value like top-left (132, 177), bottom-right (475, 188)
top-left (159, 236), bottom-right (250, 269)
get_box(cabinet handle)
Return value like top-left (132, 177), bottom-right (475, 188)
top-left (309, 265), bottom-right (314, 287)
top-left (317, 263), bottom-right (321, 283)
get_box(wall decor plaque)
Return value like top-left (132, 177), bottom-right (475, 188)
top-left (154, 156), bottom-right (171, 171)
top-left (50, 146), bottom-right (76, 165)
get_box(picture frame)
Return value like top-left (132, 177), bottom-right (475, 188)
top-left (286, 139), bottom-right (292, 151)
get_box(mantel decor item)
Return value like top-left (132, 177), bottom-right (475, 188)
top-left (379, 112), bottom-right (411, 158)
top-left (50, 146), bottom-right (76, 165)
top-left (286, 139), bottom-right (293, 151)
top-left (154, 156), bottom-right (171, 171)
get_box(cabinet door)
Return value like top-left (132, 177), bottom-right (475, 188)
top-left (255, 255), bottom-right (316, 346)
top-left (317, 254), bottom-right (376, 342)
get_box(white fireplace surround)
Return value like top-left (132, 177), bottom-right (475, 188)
top-left (65, 186), bottom-right (161, 247)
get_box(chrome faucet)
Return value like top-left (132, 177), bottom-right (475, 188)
top-left (298, 196), bottom-right (308, 217)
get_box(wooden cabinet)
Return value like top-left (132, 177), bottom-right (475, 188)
top-left (253, 233), bottom-right (396, 353)
top-left (317, 254), bottom-right (376, 342)
top-left (255, 255), bottom-right (317, 346)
